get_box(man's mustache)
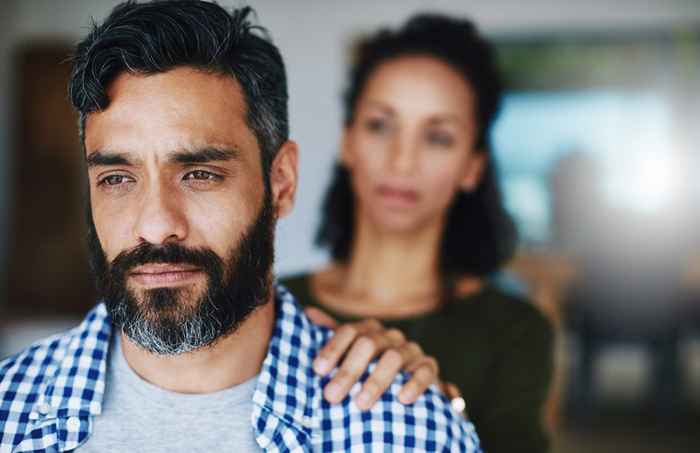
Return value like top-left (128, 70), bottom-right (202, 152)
top-left (110, 242), bottom-right (224, 275)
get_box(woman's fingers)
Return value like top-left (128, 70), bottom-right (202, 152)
top-left (313, 318), bottom-right (382, 375)
top-left (441, 381), bottom-right (467, 417)
top-left (304, 306), bottom-right (339, 329)
top-left (322, 328), bottom-right (398, 403)
top-left (356, 341), bottom-right (425, 409)
top-left (355, 349), bottom-right (404, 409)
top-left (398, 356), bottom-right (439, 404)
top-left (312, 318), bottom-right (441, 410)
top-left (441, 381), bottom-right (460, 399)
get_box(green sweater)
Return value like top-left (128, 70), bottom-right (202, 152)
top-left (280, 274), bottom-right (554, 453)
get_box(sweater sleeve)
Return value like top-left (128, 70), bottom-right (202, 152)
top-left (475, 304), bottom-right (555, 453)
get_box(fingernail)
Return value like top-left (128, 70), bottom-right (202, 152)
top-left (314, 358), bottom-right (330, 374)
top-left (325, 382), bottom-right (341, 401)
top-left (357, 391), bottom-right (371, 409)
top-left (399, 389), bottom-right (415, 404)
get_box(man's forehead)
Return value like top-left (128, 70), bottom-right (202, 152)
top-left (84, 67), bottom-right (257, 157)
top-left (104, 67), bottom-right (243, 101)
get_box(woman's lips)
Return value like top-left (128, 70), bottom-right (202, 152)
top-left (129, 264), bottom-right (202, 287)
top-left (376, 184), bottom-right (419, 207)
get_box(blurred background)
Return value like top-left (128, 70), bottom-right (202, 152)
top-left (0, 1), bottom-right (698, 451)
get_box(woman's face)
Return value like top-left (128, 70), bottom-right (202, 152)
top-left (342, 55), bottom-right (485, 234)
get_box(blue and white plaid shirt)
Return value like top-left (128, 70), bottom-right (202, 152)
top-left (1, 285), bottom-right (481, 452)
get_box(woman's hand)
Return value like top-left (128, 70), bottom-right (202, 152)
top-left (441, 381), bottom-right (467, 418)
top-left (305, 306), bottom-right (439, 411)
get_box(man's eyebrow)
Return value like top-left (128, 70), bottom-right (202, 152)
top-left (85, 151), bottom-right (134, 168)
top-left (170, 147), bottom-right (240, 164)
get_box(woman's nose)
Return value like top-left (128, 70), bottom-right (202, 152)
top-left (386, 136), bottom-right (418, 175)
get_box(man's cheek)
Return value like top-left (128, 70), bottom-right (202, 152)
top-left (96, 222), bottom-right (131, 263)
top-left (199, 218), bottom-right (241, 258)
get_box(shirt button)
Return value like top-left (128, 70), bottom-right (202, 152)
top-left (37, 403), bottom-right (51, 415)
top-left (66, 416), bottom-right (81, 432)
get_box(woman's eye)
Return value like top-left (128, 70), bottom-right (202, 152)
top-left (365, 117), bottom-right (390, 134)
top-left (183, 170), bottom-right (220, 181)
top-left (426, 131), bottom-right (455, 148)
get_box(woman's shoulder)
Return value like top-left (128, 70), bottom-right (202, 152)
top-left (451, 285), bottom-right (554, 373)
top-left (453, 283), bottom-right (553, 336)
top-left (279, 272), bottom-right (316, 305)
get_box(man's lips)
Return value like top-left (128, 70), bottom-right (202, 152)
top-left (128, 264), bottom-right (202, 286)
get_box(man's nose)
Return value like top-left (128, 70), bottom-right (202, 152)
top-left (133, 182), bottom-right (188, 245)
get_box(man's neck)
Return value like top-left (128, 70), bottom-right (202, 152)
top-left (119, 298), bottom-right (275, 394)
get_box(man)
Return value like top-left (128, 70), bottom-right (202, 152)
top-left (0, 1), bottom-right (480, 451)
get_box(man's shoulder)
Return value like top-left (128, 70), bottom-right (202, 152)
top-left (2, 328), bottom-right (75, 388)
top-left (1, 304), bottom-right (111, 450)
top-left (315, 366), bottom-right (481, 451)
top-left (271, 285), bottom-right (481, 451)
top-left (1, 304), bottom-right (110, 406)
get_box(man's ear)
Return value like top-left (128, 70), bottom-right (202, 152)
top-left (270, 140), bottom-right (299, 219)
top-left (459, 151), bottom-right (487, 192)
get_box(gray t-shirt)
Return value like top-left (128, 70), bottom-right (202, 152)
top-left (80, 333), bottom-right (260, 452)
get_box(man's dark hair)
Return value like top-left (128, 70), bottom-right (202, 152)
top-left (317, 13), bottom-right (517, 278)
top-left (69, 0), bottom-right (288, 174)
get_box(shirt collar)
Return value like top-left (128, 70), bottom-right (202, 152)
top-left (43, 303), bottom-right (111, 420)
top-left (26, 304), bottom-right (112, 452)
top-left (251, 285), bottom-right (329, 445)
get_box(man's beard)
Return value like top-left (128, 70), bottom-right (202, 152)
top-left (86, 193), bottom-right (276, 355)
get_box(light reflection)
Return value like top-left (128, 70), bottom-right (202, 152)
top-left (605, 151), bottom-right (682, 214)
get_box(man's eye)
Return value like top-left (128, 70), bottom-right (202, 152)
top-left (100, 174), bottom-right (131, 186)
top-left (183, 170), bottom-right (220, 181)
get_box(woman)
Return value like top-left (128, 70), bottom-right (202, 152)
top-left (283, 13), bottom-right (554, 452)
